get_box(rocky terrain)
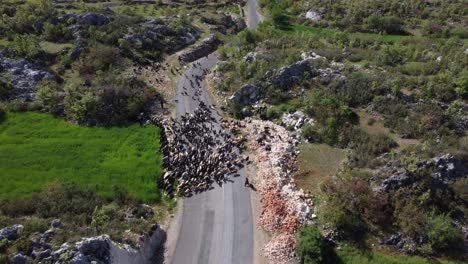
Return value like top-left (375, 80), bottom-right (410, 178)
top-left (0, 52), bottom-right (55, 100)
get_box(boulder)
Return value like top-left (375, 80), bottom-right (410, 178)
top-left (229, 84), bottom-right (264, 106)
top-left (0, 52), bottom-right (55, 100)
top-left (68, 253), bottom-right (91, 264)
top-left (179, 34), bottom-right (222, 63)
top-left (305, 10), bottom-right (322, 21)
top-left (125, 204), bottom-right (154, 220)
top-left (281, 110), bottom-right (315, 130)
top-left (430, 154), bottom-right (467, 184)
top-left (51, 219), bottom-right (63, 229)
top-left (271, 60), bottom-right (314, 89)
top-left (0, 225), bottom-right (23, 241)
top-left (76, 235), bottom-right (111, 263)
top-left (244, 52), bottom-right (257, 63)
top-left (234, 18), bottom-right (247, 33)
top-left (12, 253), bottom-right (28, 264)
top-left (375, 167), bottom-right (415, 192)
top-left (32, 249), bottom-right (51, 262)
top-left (70, 36), bottom-right (87, 61)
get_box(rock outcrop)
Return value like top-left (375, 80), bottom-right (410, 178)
top-left (373, 153), bottom-right (467, 192)
top-left (124, 19), bottom-right (197, 52)
top-left (4, 218), bottom-right (166, 264)
top-left (281, 110), bottom-right (315, 130)
top-left (270, 60), bottom-right (314, 89)
top-left (179, 34), bottom-right (222, 63)
top-left (60, 12), bottom-right (112, 27)
top-left (0, 225), bottom-right (23, 252)
top-left (0, 52), bottom-right (55, 100)
top-left (229, 84), bottom-right (264, 106)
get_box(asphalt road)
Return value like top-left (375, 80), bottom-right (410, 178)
top-left (247, 0), bottom-right (264, 30)
top-left (170, 3), bottom-right (263, 263)
top-left (171, 54), bottom-right (253, 264)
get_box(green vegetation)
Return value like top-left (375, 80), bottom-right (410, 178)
top-left (336, 244), bottom-right (466, 264)
top-left (219, 1), bottom-right (467, 260)
top-left (295, 143), bottom-right (345, 192)
top-left (0, 112), bottom-right (162, 202)
top-left (296, 225), bottom-right (327, 264)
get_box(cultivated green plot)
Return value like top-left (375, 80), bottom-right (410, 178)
top-left (0, 112), bottom-right (162, 202)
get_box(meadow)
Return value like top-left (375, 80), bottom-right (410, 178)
top-left (0, 112), bottom-right (162, 202)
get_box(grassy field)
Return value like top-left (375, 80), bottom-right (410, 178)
top-left (0, 112), bottom-right (162, 202)
top-left (288, 24), bottom-right (411, 43)
top-left (294, 142), bottom-right (346, 193)
top-left (337, 244), bottom-right (467, 264)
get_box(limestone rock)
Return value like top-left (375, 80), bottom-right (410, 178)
top-left (0, 52), bottom-right (55, 100)
top-left (179, 34), bottom-right (222, 63)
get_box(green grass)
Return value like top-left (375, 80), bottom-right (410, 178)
top-left (288, 24), bottom-right (411, 43)
top-left (338, 244), bottom-right (467, 264)
top-left (40, 41), bottom-right (74, 54)
top-left (0, 112), bottom-right (162, 202)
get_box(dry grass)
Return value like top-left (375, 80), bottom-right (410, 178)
top-left (294, 142), bottom-right (346, 193)
top-left (356, 108), bottom-right (419, 150)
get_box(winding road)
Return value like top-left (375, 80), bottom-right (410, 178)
top-left (169, 1), bottom-right (263, 263)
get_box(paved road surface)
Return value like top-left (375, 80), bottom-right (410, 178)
top-left (170, 3), bottom-right (264, 263)
top-left (171, 55), bottom-right (253, 264)
top-left (247, 0), bottom-right (264, 30)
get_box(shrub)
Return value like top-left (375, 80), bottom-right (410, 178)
top-left (455, 75), bottom-right (468, 99)
top-left (301, 123), bottom-right (317, 141)
top-left (320, 178), bottom-right (390, 235)
top-left (78, 46), bottom-right (120, 74)
top-left (0, 109), bottom-right (4, 123)
top-left (428, 213), bottom-right (462, 251)
top-left (35, 80), bottom-right (63, 114)
top-left (378, 45), bottom-right (405, 66)
top-left (296, 225), bottom-right (325, 264)
top-left (394, 201), bottom-right (427, 238)
top-left (271, 6), bottom-right (290, 29)
top-left (42, 22), bottom-right (72, 42)
top-left (364, 16), bottom-right (403, 34)
top-left (7, 34), bottom-right (42, 58)
top-left (0, 74), bottom-right (14, 99)
top-left (13, 237), bottom-right (34, 255)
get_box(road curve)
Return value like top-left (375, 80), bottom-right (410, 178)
top-left (171, 54), bottom-right (253, 264)
top-left (247, 0), bottom-right (264, 30)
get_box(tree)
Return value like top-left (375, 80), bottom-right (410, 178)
top-left (296, 225), bottom-right (325, 264)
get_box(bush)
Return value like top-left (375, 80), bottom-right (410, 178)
top-left (35, 80), bottom-right (63, 114)
top-left (320, 178), bottom-right (390, 235)
top-left (378, 45), bottom-right (406, 66)
top-left (271, 6), bottom-right (290, 29)
top-left (64, 76), bottom-right (150, 126)
top-left (428, 213), bottom-right (462, 251)
top-left (455, 75), bottom-right (468, 99)
top-left (0, 110), bottom-right (4, 123)
top-left (301, 123), bottom-right (317, 141)
top-left (296, 225), bottom-right (325, 264)
top-left (7, 34), bottom-right (42, 58)
top-left (0, 74), bottom-right (14, 99)
top-left (78, 46), bottom-right (121, 74)
top-left (394, 201), bottom-right (428, 238)
top-left (42, 22), bottom-right (72, 42)
top-left (364, 16), bottom-right (404, 34)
